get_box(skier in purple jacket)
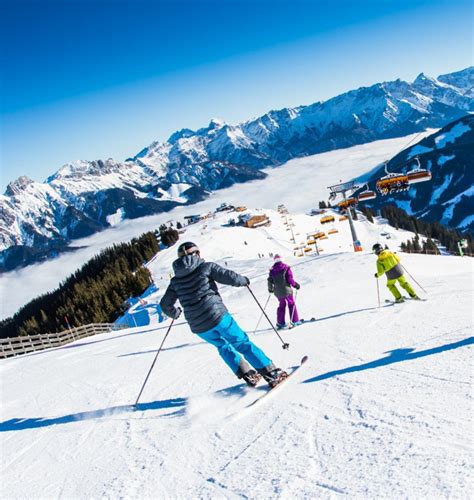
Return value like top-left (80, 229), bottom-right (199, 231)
top-left (267, 255), bottom-right (301, 328)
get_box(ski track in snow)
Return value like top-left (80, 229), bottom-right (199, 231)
top-left (1, 197), bottom-right (473, 497)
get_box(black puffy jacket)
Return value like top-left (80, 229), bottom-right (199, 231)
top-left (160, 255), bottom-right (248, 333)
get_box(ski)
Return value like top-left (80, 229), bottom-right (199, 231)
top-left (289, 317), bottom-right (316, 328)
top-left (246, 355), bottom-right (309, 408)
top-left (278, 318), bottom-right (317, 330)
top-left (385, 297), bottom-right (426, 304)
top-left (385, 299), bottom-right (405, 305)
top-left (258, 318), bottom-right (317, 333)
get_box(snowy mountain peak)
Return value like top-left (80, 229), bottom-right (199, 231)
top-left (209, 117), bottom-right (226, 128)
top-left (194, 118), bottom-right (227, 137)
top-left (4, 175), bottom-right (35, 196)
top-left (48, 158), bottom-right (125, 182)
top-left (438, 66), bottom-right (474, 91)
top-left (414, 72), bottom-right (433, 83)
top-left (168, 128), bottom-right (195, 144)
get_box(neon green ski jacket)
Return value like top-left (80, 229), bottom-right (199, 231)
top-left (376, 250), bottom-right (403, 279)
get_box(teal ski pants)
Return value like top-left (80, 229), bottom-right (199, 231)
top-left (197, 313), bottom-right (272, 375)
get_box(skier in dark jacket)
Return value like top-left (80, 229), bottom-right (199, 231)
top-left (268, 254), bottom-right (301, 328)
top-left (160, 242), bottom-right (287, 387)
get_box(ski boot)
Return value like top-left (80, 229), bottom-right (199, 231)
top-left (276, 323), bottom-right (287, 330)
top-left (262, 368), bottom-right (289, 388)
top-left (395, 297), bottom-right (405, 303)
top-left (410, 295), bottom-right (421, 300)
top-left (242, 369), bottom-right (262, 387)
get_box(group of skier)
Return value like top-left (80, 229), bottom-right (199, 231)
top-left (160, 239), bottom-right (419, 389)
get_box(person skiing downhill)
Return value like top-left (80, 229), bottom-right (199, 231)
top-left (372, 243), bottom-right (419, 303)
top-left (267, 254), bottom-right (301, 328)
top-left (160, 242), bottom-right (287, 387)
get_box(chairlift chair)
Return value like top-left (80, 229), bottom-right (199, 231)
top-left (376, 163), bottom-right (409, 195)
top-left (357, 184), bottom-right (377, 201)
top-left (407, 157), bottom-right (432, 184)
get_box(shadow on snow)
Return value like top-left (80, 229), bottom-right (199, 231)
top-left (304, 336), bottom-right (474, 384)
top-left (118, 341), bottom-right (204, 357)
top-left (1, 370), bottom-right (291, 433)
top-left (254, 305), bottom-right (392, 334)
top-left (0, 398), bottom-right (187, 432)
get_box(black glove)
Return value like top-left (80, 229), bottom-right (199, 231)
top-left (244, 277), bottom-right (250, 285)
top-left (172, 306), bottom-right (182, 319)
top-left (374, 273), bottom-right (378, 278)
top-left (294, 282), bottom-right (301, 290)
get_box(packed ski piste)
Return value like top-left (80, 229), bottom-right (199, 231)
top-left (2, 206), bottom-right (473, 498)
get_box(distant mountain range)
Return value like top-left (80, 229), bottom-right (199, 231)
top-left (361, 115), bottom-right (474, 233)
top-left (1, 66), bottom-right (472, 271)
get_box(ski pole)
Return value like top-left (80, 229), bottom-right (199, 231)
top-left (401, 264), bottom-right (427, 294)
top-left (134, 318), bottom-right (175, 407)
top-left (290, 289), bottom-right (298, 324)
top-left (246, 285), bottom-right (289, 350)
top-left (376, 277), bottom-right (381, 309)
top-left (252, 294), bottom-right (271, 335)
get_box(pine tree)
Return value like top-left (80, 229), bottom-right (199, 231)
top-left (412, 235), bottom-right (422, 253)
top-left (24, 317), bottom-right (40, 335)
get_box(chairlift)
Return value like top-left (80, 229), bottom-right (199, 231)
top-left (320, 215), bottom-right (335, 224)
top-left (376, 163), bottom-right (409, 195)
top-left (337, 198), bottom-right (358, 210)
top-left (357, 184), bottom-right (377, 201)
top-left (309, 231), bottom-right (326, 239)
top-left (407, 157), bottom-right (432, 184)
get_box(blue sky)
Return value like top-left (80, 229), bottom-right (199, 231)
top-left (1, 0), bottom-right (472, 189)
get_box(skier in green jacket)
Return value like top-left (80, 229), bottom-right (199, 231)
top-left (373, 243), bottom-right (419, 303)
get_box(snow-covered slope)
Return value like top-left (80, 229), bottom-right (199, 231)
top-left (1, 67), bottom-right (472, 271)
top-left (1, 208), bottom-right (472, 498)
top-left (362, 115), bottom-right (474, 231)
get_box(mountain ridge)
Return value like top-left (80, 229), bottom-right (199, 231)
top-left (361, 115), bottom-right (474, 232)
top-left (1, 66), bottom-right (472, 271)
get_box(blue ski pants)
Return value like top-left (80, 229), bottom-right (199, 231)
top-left (197, 313), bottom-right (273, 375)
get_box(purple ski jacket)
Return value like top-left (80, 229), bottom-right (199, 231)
top-left (268, 262), bottom-right (297, 298)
